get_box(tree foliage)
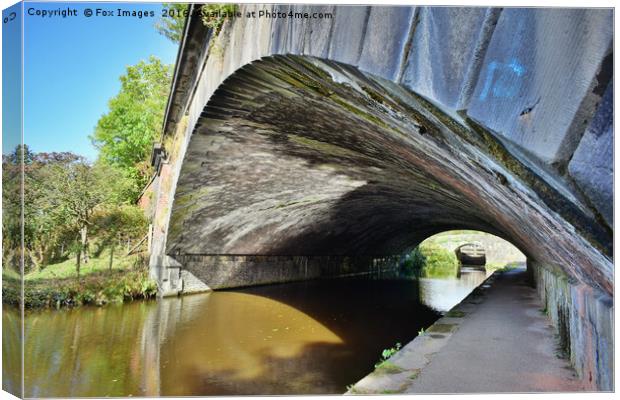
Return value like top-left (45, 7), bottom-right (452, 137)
top-left (2, 146), bottom-right (26, 270)
top-left (2, 146), bottom-right (148, 277)
top-left (201, 3), bottom-right (237, 33)
top-left (155, 3), bottom-right (188, 43)
top-left (90, 56), bottom-right (172, 201)
top-left (91, 205), bottom-right (148, 257)
top-left (2, 146), bottom-right (88, 271)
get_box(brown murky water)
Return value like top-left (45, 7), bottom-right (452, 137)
top-left (4, 269), bottom-right (488, 397)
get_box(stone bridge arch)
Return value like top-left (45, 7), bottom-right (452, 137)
top-left (142, 5), bottom-right (613, 389)
top-left (166, 53), bottom-right (610, 289)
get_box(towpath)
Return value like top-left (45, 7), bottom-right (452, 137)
top-left (348, 268), bottom-right (586, 394)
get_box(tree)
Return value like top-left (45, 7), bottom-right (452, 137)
top-left (3, 145), bottom-right (149, 278)
top-left (28, 152), bottom-right (83, 267)
top-left (1, 145), bottom-right (75, 271)
top-left (155, 3), bottom-right (188, 43)
top-left (90, 57), bottom-right (172, 202)
top-left (91, 205), bottom-right (147, 271)
top-left (37, 158), bottom-right (110, 278)
top-left (2, 146), bottom-right (25, 272)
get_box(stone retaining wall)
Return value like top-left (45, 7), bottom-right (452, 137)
top-left (178, 255), bottom-right (403, 290)
top-left (531, 261), bottom-right (613, 390)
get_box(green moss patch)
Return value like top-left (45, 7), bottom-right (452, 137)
top-left (379, 383), bottom-right (411, 394)
top-left (408, 369), bottom-right (421, 380)
top-left (427, 323), bottom-right (456, 334)
top-left (445, 310), bottom-right (466, 318)
top-left (374, 361), bottom-right (405, 375)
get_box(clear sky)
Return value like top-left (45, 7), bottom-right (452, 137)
top-left (2, 2), bottom-right (22, 156)
top-left (7, 1), bottom-right (180, 159)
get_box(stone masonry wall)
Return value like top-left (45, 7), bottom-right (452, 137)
top-left (531, 261), bottom-right (613, 390)
top-left (178, 255), bottom-right (403, 290)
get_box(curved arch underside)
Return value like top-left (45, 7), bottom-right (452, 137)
top-left (167, 55), bottom-right (612, 294)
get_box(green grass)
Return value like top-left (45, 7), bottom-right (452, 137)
top-left (486, 261), bottom-right (524, 273)
top-left (23, 249), bottom-right (137, 281)
top-left (2, 268), bottom-right (20, 280)
top-left (2, 251), bottom-right (156, 309)
top-left (422, 230), bottom-right (484, 248)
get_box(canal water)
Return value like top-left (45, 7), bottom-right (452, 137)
top-left (4, 267), bottom-right (488, 397)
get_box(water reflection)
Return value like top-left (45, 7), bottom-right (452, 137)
top-left (2, 309), bottom-right (22, 397)
top-left (21, 302), bottom-right (157, 397)
top-left (158, 292), bottom-right (345, 395)
top-left (420, 267), bottom-right (490, 311)
top-left (7, 271), bottom-right (488, 397)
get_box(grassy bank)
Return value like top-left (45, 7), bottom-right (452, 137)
top-left (2, 251), bottom-right (158, 309)
top-left (400, 240), bottom-right (460, 279)
top-left (418, 242), bottom-right (460, 278)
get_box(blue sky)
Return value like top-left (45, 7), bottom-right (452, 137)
top-left (5, 1), bottom-right (180, 159)
top-left (2, 2), bottom-right (22, 155)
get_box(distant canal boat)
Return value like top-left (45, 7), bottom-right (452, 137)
top-left (455, 242), bottom-right (486, 267)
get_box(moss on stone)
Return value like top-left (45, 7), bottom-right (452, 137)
top-left (379, 382), bottom-right (410, 394)
top-left (464, 116), bottom-right (611, 257)
top-left (173, 186), bottom-right (211, 210)
top-left (374, 361), bottom-right (405, 375)
top-left (271, 59), bottom-right (335, 97)
top-left (408, 369), bottom-right (421, 380)
top-left (360, 85), bottom-right (401, 112)
top-left (287, 55), bottom-right (333, 82)
top-left (328, 95), bottom-right (390, 129)
top-left (287, 134), bottom-right (361, 159)
top-left (445, 310), bottom-right (466, 318)
top-left (427, 323), bottom-right (456, 334)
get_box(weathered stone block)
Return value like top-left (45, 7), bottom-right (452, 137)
top-left (284, 5), bottom-right (308, 55)
top-left (467, 8), bottom-right (612, 164)
top-left (533, 263), bottom-right (614, 391)
top-left (180, 255), bottom-right (401, 290)
top-left (358, 6), bottom-right (415, 81)
top-left (569, 82), bottom-right (613, 228)
top-left (302, 5), bottom-right (335, 58)
top-left (401, 7), bottom-right (496, 109)
top-left (327, 6), bottom-right (369, 65)
top-left (236, 4), bottom-right (273, 64)
top-left (269, 4), bottom-right (291, 54)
